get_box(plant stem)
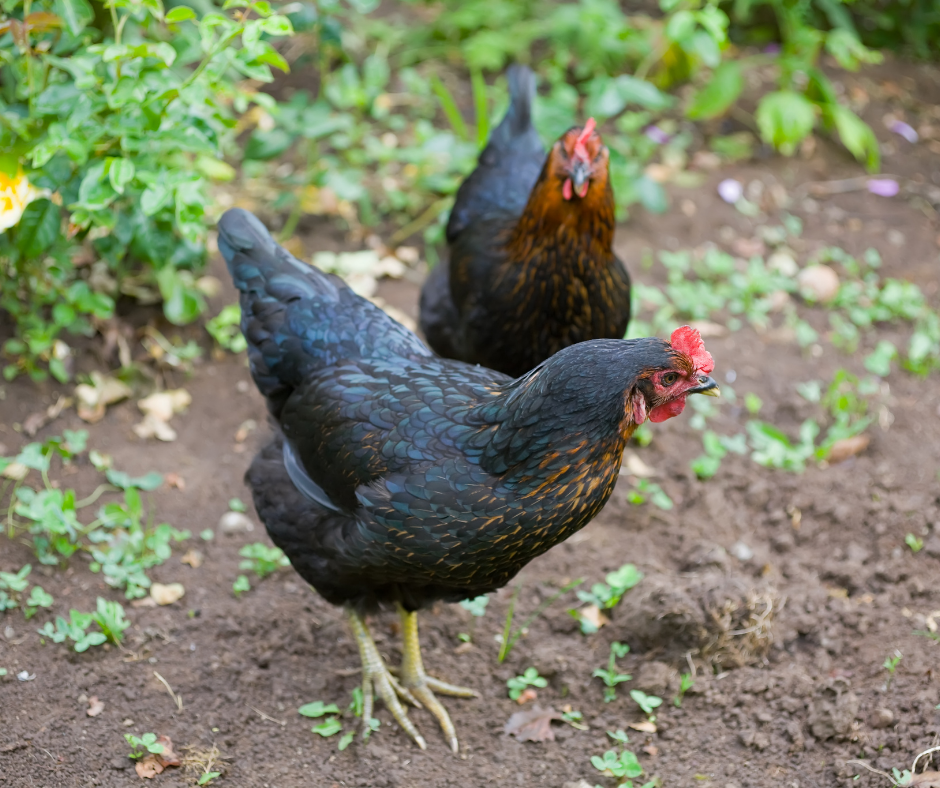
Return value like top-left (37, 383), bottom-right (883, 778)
top-left (499, 578), bottom-right (583, 662)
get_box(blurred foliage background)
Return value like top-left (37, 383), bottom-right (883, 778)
top-left (0, 0), bottom-right (937, 382)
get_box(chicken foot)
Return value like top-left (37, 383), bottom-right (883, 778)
top-left (396, 603), bottom-right (478, 754)
top-left (345, 608), bottom-right (427, 750)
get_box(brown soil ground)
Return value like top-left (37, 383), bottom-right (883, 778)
top-left (2, 57), bottom-right (940, 788)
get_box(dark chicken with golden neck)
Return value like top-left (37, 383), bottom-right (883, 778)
top-left (218, 209), bottom-right (714, 754)
top-left (420, 66), bottom-right (631, 378)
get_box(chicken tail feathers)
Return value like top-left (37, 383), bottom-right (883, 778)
top-left (218, 208), bottom-right (431, 416)
top-left (490, 64), bottom-right (536, 150)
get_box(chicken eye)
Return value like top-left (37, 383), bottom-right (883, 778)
top-left (660, 372), bottom-right (679, 386)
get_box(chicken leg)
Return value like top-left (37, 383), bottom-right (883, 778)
top-left (346, 608), bottom-right (426, 749)
top-left (395, 603), bottom-right (478, 753)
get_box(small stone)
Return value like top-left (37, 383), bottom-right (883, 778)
top-left (219, 511), bottom-right (255, 534)
top-left (797, 265), bottom-right (840, 303)
top-left (730, 541), bottom-right (754, 561)
top-left (767, 251), bottom-right (798, 277)
top-left (886, 229), bottom-right (905, 246)
top-left (870, 708), bottom-right (894, 729)
top-left (4, 625), bottom-right (15, 640)
top-left (122, 718), bottom-right (135, 727)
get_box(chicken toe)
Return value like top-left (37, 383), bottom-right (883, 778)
top-left (346, 608), bottom-right (427, 750)
top-left (397, 604), bottom-right (478, 753)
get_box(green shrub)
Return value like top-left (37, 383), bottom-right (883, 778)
top-left (0, 0), bottom-right (293, 381)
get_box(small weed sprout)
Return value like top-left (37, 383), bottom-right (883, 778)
top-left (238, 543), bottom-right (290, 579)
top-left (232, 575), bottom-right (251, 597)
top-left (0, 565), bottom-right (53, 619)
top-left (207, 305), bottom-right (248, 354)
top-left (125, 733), bottom-right (164, 760)
top-left (626, 478), bottom-right (673, 510)
top-left (91, 597), bottom-right (129, 645)
top-left (905, 534), bottom-right (924, 553)
top-left (228, 498), bottom-right (248, 513)
top-left (458, 594), bottom-right (489, 642)
top-left (507, 667), bottom-right (548, 700)
top-left (674, 672), bottom-right (695, 707)
top-left (38, 607), bottom-right (108, 652)
top-left (571, 564), bottom-right (643, 634)
top-left (590, 730), bottom-right (644, 782)
top-left (593, 642), bottom-right (632, 702)
top-left (630, 689), bottom-right (663, 720)
top-left (883, 650), bottom-right (902, 689)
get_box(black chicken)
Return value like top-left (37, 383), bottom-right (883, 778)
top-left (219, 208), bottom-right (718, 752)
top-left (419, 65), bottom-right (632, 378)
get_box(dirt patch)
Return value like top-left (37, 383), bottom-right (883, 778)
top-left (2, 60), bottom-right (940, 788)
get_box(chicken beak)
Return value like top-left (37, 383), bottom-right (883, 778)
top-left (570, 160), bottom-right (592, 195)
top-left (688, 375), bottom-right (720, 397)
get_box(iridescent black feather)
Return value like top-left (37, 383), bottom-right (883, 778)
top-left (221, 208), bottom-right (672, 612)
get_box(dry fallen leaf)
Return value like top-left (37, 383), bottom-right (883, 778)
top-left (578, 605), bottom-right (609, 631)
top-left (164, 473), bottom-right (186, 490)
top-left (134, 389), bottom-right (191, 442)
top-left (180, 549), bottom-right (203, 569)
top-left (826, 434), bottom-right (870, 464)
top-left (515, 687), bottom-right (538, 705)
top-left (135, 736), bottom-right (180, 779)
top-left (136, 756), bottom-right (164, 779)
top-left (1, 462), bottom-right (29, 481)
top-left (628, 720), bottom-right (658, 733)
top-left (87, 696), bottom-right (105, 717)
top-left (76, 373), bottom-right (132, 423)
top-left (623, 453), bottom-right (655, 478)
top-left (504, 705), bottom-right (563, 742)
top-left (234, 419), bottom-right (257, 443)
top-left (150, 583), bottom-right (185, 606)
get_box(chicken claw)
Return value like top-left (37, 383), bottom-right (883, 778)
top-left (346, 608), bottom-right (426, 750)
top-left (396, 603), bottom-right (478, 753)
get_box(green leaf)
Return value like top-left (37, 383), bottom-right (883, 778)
top-left (107, 159), bottom-right (136, 195)
top-left (165, 5), bottom-right (196, 22)
top-left (337, 731), bottom-right (355, 751)
top-left (830, 105), bottom-right (880, 172)
top-left (312, 717), bottom-right (342, 737)
top-left (53, 0), bottom-right (94, 35)
top-left (15, 199), bottom-right (60, 260)
top-left (687, 62), bottom-right (743, 120)
top-left (298, 701), bottom-right (340, 718)
top-left (635, 176), bottom-right (667, 214)
top-left (106, 470), bottom-right (164, 491)
top-left (755, 91), bottom-right (817, 155)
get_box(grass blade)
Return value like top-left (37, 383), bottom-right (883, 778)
top-left (471, 68), bottom-right (489, 149)
top-left (431, 75), bottom-right (469, 142)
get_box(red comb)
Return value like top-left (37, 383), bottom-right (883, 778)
top-left (670, 325), bottom-right (714, 375)
top-left (573, 117), bottom-right (596, 162)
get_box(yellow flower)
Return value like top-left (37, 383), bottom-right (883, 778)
top-left (0, 169), bottom-right (47, 232)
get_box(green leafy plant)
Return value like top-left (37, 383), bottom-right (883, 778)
top-left (206, 305), bottom-right (248, 354)
top-left (0, 564), bottom-right (54, 618)
top-left (630, 689), bottom-right (663, 719)
top-left (0, 0), bottom-right (294, 381)
top-left (674, 671), bottom-right (694, 707)
top-left (458, 594), bottom-right (488, 642)
top-left (570, 563), bottom-right (643, 634)
top-left (38, 607), bottom-right (107, 652)
top-left (238, 542), bottom-right (290, 579)
top-left (905, 534), bottom-right (924, 553)
top-left (590, 729), bottom-right (644, 783)
top-left (232, 574), bottom-right (251, 597)
top-left (125, 732), bottom-right (164, 760)
top-left (507, 667), bottom-right (548, 700)
top-left (91, 596), bottom-right (129, 645)
top-left (883, 650), bottom-right (902, 690)
top-left (626, 478), bottom-right (674, 510)
top-left (593, 642), bottom-right (632, 702)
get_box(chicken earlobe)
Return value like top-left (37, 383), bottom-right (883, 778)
top-left (629, 389), bottom-right (648, 425)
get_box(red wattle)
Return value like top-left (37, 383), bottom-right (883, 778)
top-left (648, 397), bottom-right (686, 423)
top-left (562, 178), bottom-right (573, 201)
